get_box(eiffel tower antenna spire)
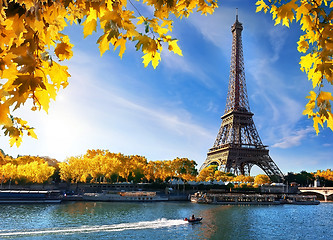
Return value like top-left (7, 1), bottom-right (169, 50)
top-left (199, 14), bottom-right (284, 182)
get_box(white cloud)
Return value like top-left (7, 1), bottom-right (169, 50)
top-left (247, 58), bottom-right (304, 136)
top-left (268, 26), bottom-right (288, 62)
top-left (161, 50), bottom-right (213, 88)
top-left (323, 143), bottom-right (332, 147)
top-left (187, 7), bottom-right (236, 56)
top-left (272, 127), bottom-right (314, 148)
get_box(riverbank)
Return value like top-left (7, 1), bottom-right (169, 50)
top-left (190, 192), bottom-right (320, 205)
top-left (1, 182), bottom-right (331, 203)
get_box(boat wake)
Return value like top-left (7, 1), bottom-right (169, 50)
top-left (0, 218), bottom-right (187, 237)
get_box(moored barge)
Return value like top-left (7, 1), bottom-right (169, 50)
top-left (82, 191), bottom-right (169, 202)
top-left (0, 190), bottom-right (62, 203)
top-left (191, 192), bottom-right (280, 205)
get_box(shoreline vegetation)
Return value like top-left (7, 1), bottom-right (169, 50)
top-left (1, 149), bottom-right (332, 190)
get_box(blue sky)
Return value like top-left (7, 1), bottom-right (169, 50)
top-left (1, 0), bottom-right (332, 175)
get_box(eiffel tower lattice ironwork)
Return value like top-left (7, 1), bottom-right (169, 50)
top-left (199, 14), bottom-right (284, 182)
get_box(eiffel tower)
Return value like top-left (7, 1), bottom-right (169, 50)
top-left (199, 14), bottom-right (284, 183)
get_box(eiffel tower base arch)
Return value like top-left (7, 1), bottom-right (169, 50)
top-left (200, 145), bottom-right (284, 183)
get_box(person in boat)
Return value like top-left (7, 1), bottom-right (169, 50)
top-left (191, 214), bottom-right (195, 220)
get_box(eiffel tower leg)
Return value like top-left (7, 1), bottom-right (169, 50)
top-left (256, 156), bottom-right (284, 183)
top-left (241, 163), bottom-right (253, 176)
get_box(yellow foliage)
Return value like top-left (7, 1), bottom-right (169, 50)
top-left (256, 0), bottom-right (333, 133)
top-left (196, 165), bottom-right (216, 182)
top-left (256, 0), bottom-right (269, 13)
top-left (58, 149), bottom-right (197, 183)
top-left (168, 39), bottom-right (183, 56)
top-left (254, 174), bottom-right (271, 185)
top-left (0, 0), bottom-right (218, 147)
top-left (315, 169), bottom-right (333, 181)
top-left (0, 156), bottom-right (55, 183)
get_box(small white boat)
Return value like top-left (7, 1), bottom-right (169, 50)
top-left (184, 217), bottom-right (203, 223)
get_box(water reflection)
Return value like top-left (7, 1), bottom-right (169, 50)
top-left (0, 202), bottom-right (332, 239)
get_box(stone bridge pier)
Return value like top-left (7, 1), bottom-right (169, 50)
top-left (298, 187), bottom-right (333, 202)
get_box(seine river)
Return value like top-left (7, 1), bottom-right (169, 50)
top-left (0, 201), bottom-right (332, 240)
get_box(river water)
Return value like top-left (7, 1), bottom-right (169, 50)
top-left (0, 201), bottom-right (332, 240)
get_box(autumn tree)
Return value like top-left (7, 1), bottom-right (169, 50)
top-left (254, 174), bottom-right (271, 185)
top-left (0, 162), bottom-right (16, 183)
top-left (117, 154), bottom-right (133, 182)
top-left (214, 170), bottom-right (234, 182)
top-left (256, 0), bottom-right (333, 133)
top-left (59, 156), bottom-right (90, 183)
top-left (196, 165), bottom-right (217, 182)
top-left (314, 169), bottom-right (333, 186)
top-left (169, 157), bottom-right (197, 181)
top-left (0, 0), bottom-right (217, 146)
top-left (16, 161), bottom-right (55, 184)
top-left (315, 169), bottom-right (333, 181)
top-left (0, 155), bottom-right (55, 184)
top-left (128, 155), bottom-right (147, 182)
top-left (233, 175), bottom-right (246, 183)
top-left (0, 149), bottom-right (12, 165)
top-left (80, 149), bottom-right (121, 182)
top-left (144, 160), bottom-right (158, 182)
top-left (144, 160), bottom-right (169, 182)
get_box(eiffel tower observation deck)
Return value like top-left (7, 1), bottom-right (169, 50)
top-left (199, 13), bottom-right (284, 183)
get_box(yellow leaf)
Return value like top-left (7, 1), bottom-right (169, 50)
top-left (297, 38), bottom-right (309, 53)
top-left (142, 51), bottom-right (161, 68)
top-left (317, 91), bottom-right (333, 105)
top-left (256, 0), bottom-right (269, 13)
top-left (300, 15), bottom-right (313, 32)
top-left (83, 19), bottom-right (97, 38)
top-left (11, 14), bottom-right (26, 36)
top-left (313, 115), bottom-right (323, 135)
top-left (48, 62), bottom-right (70, 90)
top-left (295, 4), bottom-right (309, 22)
top-left (135, 35), bottom-right (153, 52)
top-left (303, 100), bottom-right (315, 116)
top-left (54, 40), bottom-right (73, 61)
top-left (27, 128), bottom-right (37, 139)
top-left (273, 0), bottom-right (298, 27)
top-left (303, 91), bottom-right (316, 116)
top-left (306, 90), bottom-right (317, 101)
top-left (0, 102), bottom-right (11, 125)
top-left (82, 8), bottom-right (98, 38)
top-left (168, 40), bottom-right (183, 56)
top-left (142, 52), bottom-right (152, 68)
top-left (308, 68), bottom-right (322, 88)
top-left (299, 53), bottom-right (314, 73)
top-left (151, 52), bottom-right (161, 69)
top-left (137, 17), bottom-right (145, 25)
top-left (34, 89), bottom-right (51, 113)
top-left (327, 113), bottom-right (333, 131)
top-left (114, 38), bottom-right (126, 58)
top-left (9, 136), bottom-right (22, 147)
top-left (161, 20), bottom-right (173, 32)
top-left (97, 33), bottom-right (111, 56)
